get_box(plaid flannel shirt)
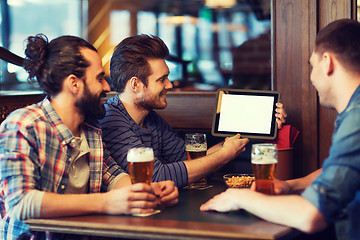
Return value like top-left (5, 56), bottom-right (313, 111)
top-left (0, 98), bottom-right (125, 239)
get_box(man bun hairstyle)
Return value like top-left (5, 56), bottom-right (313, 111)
top-left (23, 34), bottom-right (97, 96)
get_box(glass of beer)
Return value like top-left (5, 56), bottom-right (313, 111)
top-left (251, 143), bottom-right (278, 195)
top-left (185, 133), bottom-right (207, 188)
top-left (127, 147), bottom-right (154, 185)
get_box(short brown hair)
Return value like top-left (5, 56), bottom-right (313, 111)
top-left (315, 19), bottom-right (360, 75)
top-left (110, 34), bottom-right (169, 93)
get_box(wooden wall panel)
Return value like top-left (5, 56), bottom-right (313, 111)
top-left (106, 91), bottom-right (216, 132)
top-left (273, 0), bottom-right (317, 177)
top-left (154, 92), bottom-right (216, 131)
top-left (274, 0), bottom-right (352, 176)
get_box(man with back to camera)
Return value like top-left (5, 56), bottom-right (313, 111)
top-left (100, 34), bottom-right (287, 188)
top-left (0, 34), bottom-right (178, 240)
top-left (200, 19), bottom-right (360, 240)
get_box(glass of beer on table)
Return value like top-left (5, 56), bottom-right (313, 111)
top-left (127, 147), bottom-right (154, 184)
top-left (185, 133), bottom-right (207, 188)
top-left (251, 143), bottom-right (278, 195)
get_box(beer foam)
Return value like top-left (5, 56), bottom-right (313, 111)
top-left (185, 144), bottom-right (207, 152)
top-left (127, 147), bottom-right (154, 162)
top-left (251, 157), bottom-right (278, 164)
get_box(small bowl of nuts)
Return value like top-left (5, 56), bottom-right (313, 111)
top-left (223, 174), bottom-right (255, 188)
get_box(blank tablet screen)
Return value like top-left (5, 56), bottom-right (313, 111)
top-left (212, 89), bottom-right (279, 139)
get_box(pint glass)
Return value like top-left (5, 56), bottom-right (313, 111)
top-left (251, 143), bottom-right (278, 195)
top-left (127, 147), bottom-right (154, 184)
top-left (185, 133), bottom-right (207, 187)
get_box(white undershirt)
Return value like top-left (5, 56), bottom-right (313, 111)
top-left (65, 129), bottom-right (90, 194)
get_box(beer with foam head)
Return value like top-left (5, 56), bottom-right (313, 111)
top-left (185, 133), bottom-right (207, 187)
top-left (251, 144), bottom-right (278, 195)
top-left (252, 158), bottom-right (277, 194)
top-left (186, 146), bottom-right (207, 160)
top-left (127, 147), bottom-right (154, 184)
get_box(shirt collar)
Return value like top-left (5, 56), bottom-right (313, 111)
top-left (41, 98), bottom-right (75, 146)
top-left (41, 97), bottom-right (101, 146)
top-left (107, 94), bottom-right (153, 131)
top-left (339, 84), bottom-right (360, 117)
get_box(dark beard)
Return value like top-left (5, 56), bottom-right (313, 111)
top-left (136, 98), bottom-right (158, 111)
top-left (75, 84), bottom-right (107, 120)
top-left (136, 90), bottom-right (167, 111)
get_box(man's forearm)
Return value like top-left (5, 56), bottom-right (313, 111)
top-left (113, 174), bottom-right (132, 189)
top-left (287, 168), bottom-right (322, 194)
top-left (40, 192), bottom-right (106, 218)
top-left (184, 148), bottom-right (232, 183)
top-left (238, 190), bottom-right (327, 233)
top-left (207, 142), bottom-right (223, 155)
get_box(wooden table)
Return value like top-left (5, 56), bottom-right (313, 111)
top-left (25, 178), bottom-right (301, 240)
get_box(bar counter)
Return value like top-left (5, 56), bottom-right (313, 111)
top-left (25, 176), bottom-right (301, 240)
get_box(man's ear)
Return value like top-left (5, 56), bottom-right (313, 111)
top-left (66, 74), bottom-right (81, 95)
top-left (129, 77), bottom-right (143, 93)
top-left (323, 52), bottom-right (334, 76)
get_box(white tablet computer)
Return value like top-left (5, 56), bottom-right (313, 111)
top-left (211, 89), bottom-right (280, 140)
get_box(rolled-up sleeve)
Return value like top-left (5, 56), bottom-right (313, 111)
top-left (0, 121), bottom-right (39, 217)
top-left (302, 165), bottom-right (360, 222)
top-left (302, 106), bottom-right (360, 223)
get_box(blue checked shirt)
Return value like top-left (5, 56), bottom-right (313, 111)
top-left (0, 98), bottom-right (125, 239)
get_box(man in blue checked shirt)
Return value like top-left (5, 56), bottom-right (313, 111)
top-left (201, 19), bottom-right (360, 240)
top-left (0, 34), bottom-right (178, 240)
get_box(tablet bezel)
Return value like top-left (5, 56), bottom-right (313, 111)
top-left (211, 88), bottom-right (280, 140)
